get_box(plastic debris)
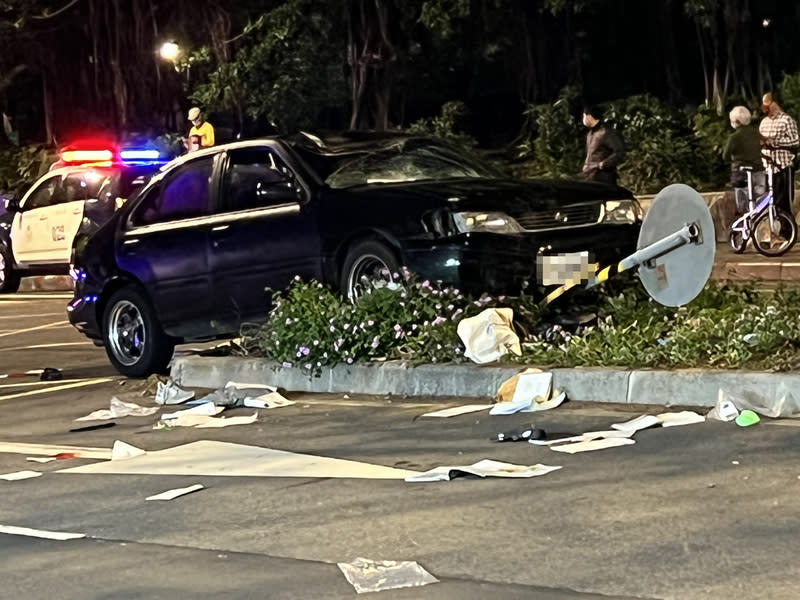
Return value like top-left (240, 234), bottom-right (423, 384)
top-left (40, 368), bottom-right (63, 381)
top-left (146, 483), bottom-right (204, 501)
top-left (550, 437), bottom-right (636, 454)
top-left (707, 391), bottom-right (740, 422)
top-left (111, 441), bottom-right (146, 461)
top-left (736, 410), bottom-right (760, 427)
top-left (337, 558), bottom-right (438, 594)
top-left (492, 424), bottom-right (546, 442)
top-left (422, 404), bottom-right (493, 418)
top-left (0, 470), bottom-right (42, 481)
top-left (197, 382), bottom-right (294, 410)
top-left (155, 381), bottom-right (195, 405)
top-left (155, 412), bottom-right (258, 429)
top-left (75, 397), bottom-right (159, 421)
top-left (713, 387), bottom-right (800, 419)
top-left (26, 457), bottom-right (56, 464)
top-left (456, 308), bottom-right (521, 364)
top-left (405, 460), bottom-right (562, 482)
top-left (161, 402), bottom-right (223, 421)
top-left (492, 370), bottom-right (566, 414)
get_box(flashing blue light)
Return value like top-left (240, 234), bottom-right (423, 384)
top-left (120, 149), bottom-right (160, 160)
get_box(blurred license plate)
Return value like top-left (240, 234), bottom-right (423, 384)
top-left (538, 251), bottom-right (596, 286)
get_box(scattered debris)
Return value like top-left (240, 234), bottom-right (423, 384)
top-left (75, 397), bottom-right (159, 421)
top-left (421, 404), bottom-right (493, 418)
top-left (0, 369), bottom-right (45, 379)
top-left (707, 391), bottom-right (740, 422)
top-left (58, 440), bottom-right (416, 479)
top-left (736, 410), bottom-right (760, 427)
top-left (456, 307), bottom-right (522, 364)
top-left (612, 411), bottom-right (705, 432)
top-left (714, 386), bottom-right (800, 419)
top-left (111, 441), bottom-right (146, 461)
top-left (194, 413), bottom-right (258, 429)
top-left (0, 525), bottom-right (85, 541)
top-left (492, 424), bottom-right (546, 442)
top-left (156, 412), bottom-right (258, 429)
top-left (0, 470), bottom-right (43, 481)
top-left (405, 459), bottom-right (562, 482)
top-left (530, 429), bottom-right (634, 447)
top-left (550, 437), bottom-right (636, 454)
top-left (69, 422), bottom-right (117, 433)
top-left (337, 558), bottom-right (438, 594)
top-left (40, 368), bottom-right (63, 381)
top-left (155, 380), bottom-right (195, 405)
top-left (197, 382), bottom-right (294, 410)
top-left (161, 402), bottom-right (223, 421)
top-left (145, 483), bottom-right (204, 501)
top-left (26, 457), bottom-right (56, 464)
top-left (611, 414), bottom-right (662, 433)
top-left (492, 370), bottom-right (566, 414)
top-left (0, 442), bottom-right (111, 460)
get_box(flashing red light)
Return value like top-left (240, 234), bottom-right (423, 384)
top-left (60, 149), bottom-right (114, 164)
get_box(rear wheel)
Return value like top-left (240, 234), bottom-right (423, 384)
top-left (102, 286), bottom-right (174, 377)
top-left (728, 228), bottom-right (747, 254)
top-left (752, 210), bottom-right (797, 257)
top-left (0, 244), bottom-right (20, 293)
top-left (340, 240), bottom-right (401, 301)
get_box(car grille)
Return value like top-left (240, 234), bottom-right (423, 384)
top-left (514, 203), bottom-right (601, 231)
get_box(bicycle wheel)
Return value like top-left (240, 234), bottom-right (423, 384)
top-left (729, 227), bottom-right (747, 253)
top-left (752, 209), bottom-right (797, 257)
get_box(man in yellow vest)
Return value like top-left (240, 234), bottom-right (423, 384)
top-left (185, 106), bottom-right (215, 152)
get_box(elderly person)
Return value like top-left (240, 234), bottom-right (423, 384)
top-left (759, 92), bottom-right (799, 216)
top-left (723, 106), bottom-right (765, 213)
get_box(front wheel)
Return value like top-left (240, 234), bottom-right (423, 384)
top-left (0, 244), bottom-right (20, 293)
top-left (102, 286), bottom-right (175, 377)
top-left (340, 239), bottom-right (401, 301)
top-left (752, 210), bottom-right (797, 257)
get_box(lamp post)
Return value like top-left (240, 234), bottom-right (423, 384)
top-left (159, 41), bottom-right (180, 63)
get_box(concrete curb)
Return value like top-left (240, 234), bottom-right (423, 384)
top-left (170, 356), bottom-right (800, 408)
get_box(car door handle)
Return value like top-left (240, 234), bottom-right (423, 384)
top-left (123, 238), bottom-right (140, 246)
top-left (39, 215), bottom-right (48, 221)
top-left (72, 207), bottom-right (82, 214)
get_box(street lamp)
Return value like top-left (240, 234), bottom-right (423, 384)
top-left (159, 41), bottom-right (180, 62)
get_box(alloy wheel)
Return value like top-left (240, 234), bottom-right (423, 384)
top-left (107, 300), bottom-right (146, 367)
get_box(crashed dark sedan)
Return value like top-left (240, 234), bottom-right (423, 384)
top-left (68, 131), bottom-right (642, 376)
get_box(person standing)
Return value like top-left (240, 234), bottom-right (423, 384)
top-left (580, 105), bottom-right (625, 185)
top-left (185, 107), bottom-right (215, 152)
top-left (723, 106), bottom-right (766, 213)
top-left (759, 92), bottom-right (798, 215)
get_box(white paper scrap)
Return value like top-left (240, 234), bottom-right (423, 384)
top-left (0, 470), bottom-right (43, 481)
top-left (510, 372), bottom-right (553, 405)
top-left (421, 404), bottom-right (493, 418)
top-left (225, 381), bottom-right (277, 392)
top-left (550, 437), bottom-right (636, 454)
top-left (406, 460), bottom-right (562, 482)
top-left (75, 397), bottom-right (160, 421)
top-left (194, 413), bottom-right (258, 428)
top-left (26, 457), bottom-right (56, 463)
top-left (161, 402), bottom-right (224, 420)
top-left (0, 524), bottom-right (85, 541)
top-left (611, 414), bottom-right (662, 432)
top-left (247, 392), bottom-right (295, 409)
top-left (337, 558), bottom-right (438, 594)
top-left (657, 411), bottom-right (706, 427)
top-left (111, 440), bottom-right (146, 461)
top-left (521, 391), bottom-right (566, 413)
top-left (145, 483), bottom-right (204, 501)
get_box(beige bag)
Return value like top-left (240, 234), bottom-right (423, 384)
top-left (456, 308), bottom-right (521, 364)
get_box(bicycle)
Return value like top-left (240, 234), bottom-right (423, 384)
top-left (728, 156), bottom-right (797, 257)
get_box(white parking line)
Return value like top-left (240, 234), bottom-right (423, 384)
top-left (0, 321), bottom-right (70, 339)
top-left (0, 378), bottom-right (115, 401)
top-left (0, 341), bottom-right (94, 352)
top-left (0, 294), bottom-right (73, 300)
top-left (0, 525), bottom-right (85, 541)
top-left (0, 378), bottom-right (95, 390)
top-left (0, 313), bottom-right (65, 320)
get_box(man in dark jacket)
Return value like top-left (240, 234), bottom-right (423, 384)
top-left (581, 105), bottom-right (625, 185)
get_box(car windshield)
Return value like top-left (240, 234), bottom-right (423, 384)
top-left (96, 165), bottom-right (159, 201)
top-left (322, 139), bottom-right (504, 189)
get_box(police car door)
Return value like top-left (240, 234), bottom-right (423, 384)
top-left (11, 173), bottom-right (61, 265)
top-left (57, 171), bottom-right (104, 263)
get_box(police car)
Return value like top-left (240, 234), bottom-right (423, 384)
top-left (0, 143), bottom-right (165, 293)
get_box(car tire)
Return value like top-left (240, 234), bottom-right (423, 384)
top-left (340, 239), bottom-right (401, 300)
top-left (0, 244), bottom-right (20, 293)
top-left (102, 286), bottom-right (175, 377)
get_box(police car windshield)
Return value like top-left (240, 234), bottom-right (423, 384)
top-left (96, 165), bottom-right (160, 201)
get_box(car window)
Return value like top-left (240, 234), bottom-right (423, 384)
top-left (63, 171), bottom-right (108, 203)
top-left (24, 177), bottom-right (59, 210)
top-left (221, 148), bottom-right (300, 212)
top-left (130, 157), bottom-right (214, 226)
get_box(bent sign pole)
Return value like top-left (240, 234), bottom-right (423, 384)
top-left (544, 184), bottom-right (716, 308)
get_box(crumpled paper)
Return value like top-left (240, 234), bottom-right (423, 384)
top-left (75, 397), bottom-right (159, 421)
top-left (457, 308), bottom-right (521, 364)
top-left (337, 557), bottom-right (438, 594)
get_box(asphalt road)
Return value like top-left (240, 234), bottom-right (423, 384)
top-left (1, 293), bottom-right (800, 599)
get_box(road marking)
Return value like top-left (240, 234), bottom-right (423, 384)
top-left (0, 294), bottom-right (73, 300)
top-left (0, 378), bottom-right (115, 401)
top-left (0, 525), bottom-right (85, 541)
top-left (0, 313), bottom-right (64, 320)
top-left (0, 321), bottom-right (70, 339)
top-left (0, 441), bottom-right (111, 459)
top-left (0, 341), bottom-right (94, 352)
top-left (0, 378), bottom-right (95, 390)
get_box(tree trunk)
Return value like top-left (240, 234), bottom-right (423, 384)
top-left (659, 0), bottom-right (683, 104)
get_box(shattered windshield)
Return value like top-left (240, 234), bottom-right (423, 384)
top-left (324, 140), bottom-right (504, 189)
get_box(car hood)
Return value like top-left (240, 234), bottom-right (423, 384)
top-left (342, 177), bottom-right (634, 213)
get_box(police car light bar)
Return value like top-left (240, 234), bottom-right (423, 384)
top-left (61, 149), bottom-right (114, 163)
top-left (120, 149), bottom-right (161, 160)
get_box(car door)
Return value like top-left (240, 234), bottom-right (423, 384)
top-left (11, 174), bottom-right (61, 265)
top-left (53, 171), bottom-right (105, 263)
top-left (118, 155), bottom-right (220, 336)
top-left (209, 144), bottom-right (321, 325)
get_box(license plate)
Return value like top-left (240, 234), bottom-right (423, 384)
top-left (538, 251), bottom-right (596, 286)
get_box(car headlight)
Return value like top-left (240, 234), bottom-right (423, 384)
top-left (602, 200), bottom-right (640, 224)
top-left (452, 211), bottom-right (524, 234)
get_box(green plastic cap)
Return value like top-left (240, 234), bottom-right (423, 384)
top-left (735, 409), bottom-right (760, 427)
